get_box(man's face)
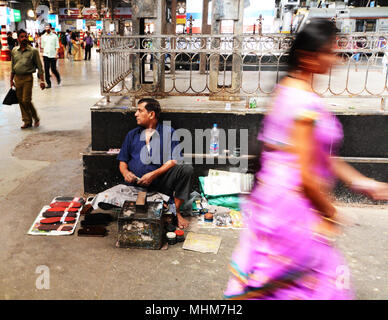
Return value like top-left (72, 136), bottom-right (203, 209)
top-left (45, 27), bottom-right (51, 34)
top-left (135, 102), bottom-right (154, 127)
top-left (18, 32), bottom-right (28, 46)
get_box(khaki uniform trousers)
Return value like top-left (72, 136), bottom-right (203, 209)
top-left (14, 74), bottom-right (39, 125)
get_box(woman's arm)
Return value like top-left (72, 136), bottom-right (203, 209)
top-left (291, 119), bottom-right (337, 218)
top-left (331, 157), bottom-right (388, 200)
top-left (330, 158), bottom-right (368, 187)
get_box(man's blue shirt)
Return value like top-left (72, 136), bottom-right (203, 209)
top-left (117, 123), bottom-right (182, 179)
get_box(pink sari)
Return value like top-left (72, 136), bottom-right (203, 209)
top-left (224, 85), bottom-right (353, 300)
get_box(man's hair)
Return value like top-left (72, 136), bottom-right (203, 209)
top-left (17, 29), bottom-right (27, 38)
top-left (138, 98), bottom-right (161, 119)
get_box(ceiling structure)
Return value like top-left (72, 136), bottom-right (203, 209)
top-left (5, 0), bottom-right (132, 16)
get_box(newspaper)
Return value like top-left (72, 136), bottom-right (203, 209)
top-left (91, 184), bottom-right (170, 210)
top-left (203, 169), bottom-right (254, 196)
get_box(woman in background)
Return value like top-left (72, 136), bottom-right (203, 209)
top-left (224, 19), bottom-right (388, 300)
top-left (71, 32), bottom-right (82, 61)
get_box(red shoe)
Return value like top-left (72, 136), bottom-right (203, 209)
top-left (21, 123), bottom-right (32, 129)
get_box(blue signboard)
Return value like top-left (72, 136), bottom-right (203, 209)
top-left (6, 7), bottom-right (11, 25)
top-left (48, 14), bottom-right (58, 28)
top-left (96, 20), bottom-right (103, 30)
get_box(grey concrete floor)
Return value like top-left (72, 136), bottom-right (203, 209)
top-left (0, 52), bottom-right (387, 300)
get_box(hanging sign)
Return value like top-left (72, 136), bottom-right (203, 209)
top-left (13, 9), bottom-right (21, 22)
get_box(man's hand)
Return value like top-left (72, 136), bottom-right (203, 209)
top-left (10, 80), bottom-right (15, 88)
top-left (123, 171), bottom-right (138, 184)
top-left (137, 172), bottom-right (157, 187)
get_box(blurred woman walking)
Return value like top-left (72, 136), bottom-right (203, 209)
top-left (224, 19), bottom-right (388, 300)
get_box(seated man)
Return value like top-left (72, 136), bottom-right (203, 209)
top-left (117, 98), bottom-right (193, 229)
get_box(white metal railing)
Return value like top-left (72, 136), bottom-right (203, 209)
top-left (99, 33), bottom-right (388, 104)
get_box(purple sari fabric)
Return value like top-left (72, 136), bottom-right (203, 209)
top-left (224, 86), bottom-right (354, 300)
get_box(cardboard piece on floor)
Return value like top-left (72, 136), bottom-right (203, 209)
top-left (182, 232), bottom-right (222, 254)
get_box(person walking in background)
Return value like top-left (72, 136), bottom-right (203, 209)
top-left (10, 29), bottom-right (45, 129)
top-left (66, 30), bottom-right (72, 58)
top-left (28, 33), bottom-right (34, 46)
top-left (382, 47), bottom-right (388, 80)
top-left (41, 23), bottom-right (61, 89)
top-left (34, 33), bottom-right (39, 49)
top-left (38, 32), bottom-right (43, 53)
top-left (57, 32), bottom-right (66, 59)
top-left (84, 31), bottom-right (93, 61)
top-left (60, 32), bottom-right (68, 58)
top-left (71, 32), bottom-right (82, 61)
top-left (7, 32), bottom-right (16, 51)
top-left (223, 19), bottom-right (388, 300)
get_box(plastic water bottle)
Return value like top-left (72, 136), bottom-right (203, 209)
top-left (210, 124), bottom-right (219, 156)
top-left (249, 97), bottom-right (257, 109)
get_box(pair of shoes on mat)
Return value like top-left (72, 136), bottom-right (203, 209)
top-left (78, 226), bottom-right (107, 237)
top-left (81, 213), bottom-right (113, 226)
top-left (78, 213), bottom-right (113, 237)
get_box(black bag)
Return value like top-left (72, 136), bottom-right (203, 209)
top-left (2, 88), bottom-right (18, 105)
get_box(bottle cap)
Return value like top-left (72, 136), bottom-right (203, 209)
top-left (204, 213), bottom-right (214, 221)
top-left (175, 230), bottom-right (184, 236)
top-left (166, 232), bottom-right (176, 239)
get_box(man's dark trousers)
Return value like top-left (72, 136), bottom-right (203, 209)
top-left (149, 164), bottom-right (193, 201)
top-left (84, 44), bottom-right (92, 60)
top-left (43, 56), bottom-right (61, 86)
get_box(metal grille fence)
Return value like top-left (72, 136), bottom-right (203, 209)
top-left (100, 33), bottom-right (388, 103)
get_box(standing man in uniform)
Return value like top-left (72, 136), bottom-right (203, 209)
top-left (41, 24), bottom-right (61, 88)
top-left (10, 29), bottom-right (45, 129)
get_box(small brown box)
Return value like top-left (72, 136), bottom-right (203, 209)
top-left (135, 191), bottom-right (147, 213)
